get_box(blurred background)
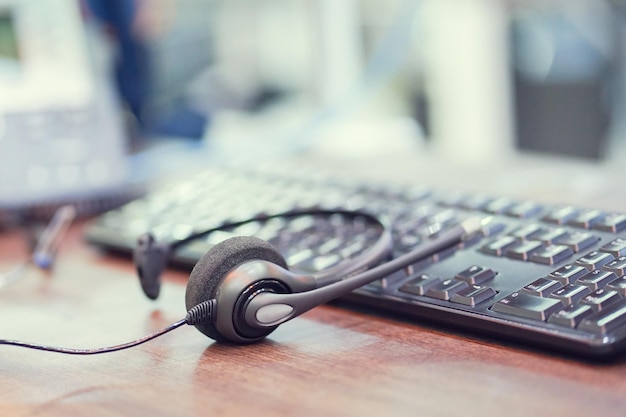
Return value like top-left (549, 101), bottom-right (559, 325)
top-left (1, 0), bottom-right (625, 217)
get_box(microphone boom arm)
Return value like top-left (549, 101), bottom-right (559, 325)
top-left (245, 218), bottom-right (482, 328)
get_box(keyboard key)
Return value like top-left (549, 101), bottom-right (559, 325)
top-left (479, 219), bottom-right (506, 237)
top-left (580, 289), bottom-right (621, 312)
top-left (455, 265), bottom-right (496, 285)
top-left (287, 249), bottom-right (315, 267)
top-left (548, 264), bottom-right (588, 284)
top-left (458, 195), bottom-right (491, 211)
top-left (480, 236), bottom-right (518, 256)
top-left (317, 237), bottom-right (344, 255)
top-left (311, 254), bottom-right (342, 270)
top-left (600, 238), bottom-right (626, 257)
top-left (530, 228), bottom-right (568, 245)
top-left (549, 284), bottom-right (591, 305)
top-left (399, 274), bottom-right (441, 296)
top-left (506, 201), bottom-right (543, 218)
top-left (592, 213), bottom-right (626, 233)
top-left (395, 233), bottom-right (423, 254)
top-left (575, 251), bottom-right (614, 271)
top-left (576, 270), bottom-right (618, 291)
top-left (509, 224), bottom-right (543, 240)
top-left (425, 279), bottom-right (469, 301)
top-left (506, 241), bottom-right (544, 261)
top-left (607, 276), bottom-right (626, 296)
top-left (548, 304), bottom-right (594, 328)
top-left (521, 278), bottom-right (562, 297)
top-left (417, 222), bottom-right (444, 238)
top-left (577, 298), bottom-right (626, 335)
top-left (543, 206), bottom-right (578, 225)
top-left (375, 268), bottom-right (408, 289)
top-left (491, 292), bottom-right (563, 321)
top-left (602, 256), bottom-right (626, 277)
top-left (555, 232), bottom-right (599, 253)
top-left (437, 192), bottom-right (466, 207)
top-left (340, 240), bottom-right (368, 258)
top-left (529, 244), bottom-right (573, 265)
top-left (429, 209), bottom-right (458, 226)
top-left (484, 197), bottom-right (516, 214)
top-left (451, 285), bottom-right (497, 306)
top-left (567, 209), bottom-right (605, 229)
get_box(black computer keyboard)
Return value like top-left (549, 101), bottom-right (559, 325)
top-left (84, 165), bottom-right (626, 359)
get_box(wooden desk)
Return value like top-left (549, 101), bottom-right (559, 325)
top-left (1, 220), bottom-right (626, 417)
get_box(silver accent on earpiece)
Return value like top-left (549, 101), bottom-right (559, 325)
top-left (255, 304), bottom-right (294, 325)
top-left (213, 260), bottom-right (317, 343)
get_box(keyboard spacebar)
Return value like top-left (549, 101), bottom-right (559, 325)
top-left (578, 298), bottom-right (626, 335)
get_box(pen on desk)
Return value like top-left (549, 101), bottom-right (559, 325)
top-left (31, 205), bottom-right (76, 269)
top-left (0, 205), bottom-right (76, 288)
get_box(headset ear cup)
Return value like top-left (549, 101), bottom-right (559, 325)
top-left (185, 236), bottom-right (288, 342)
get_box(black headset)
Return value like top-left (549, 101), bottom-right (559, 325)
top-left (134, 209), bottom-right (478, 344)
top-left (134, 209), bottom-right (395, 344)
top-left (0, 209), bottom-right (478, 354)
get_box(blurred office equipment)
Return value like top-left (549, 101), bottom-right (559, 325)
top-left (62, 0), bottom-right (626, 165)
top-left (509, 1), bottom-right (616, 159)
top-left (86, 0), bottom-right (213, 139)
top-left (415, 0), bottom-right (515, 162)
top-left (182, 0), bottom-right (621, 162)
top-left (0, 0), bottom-right (130, 215)
top-left (407, 0), bottom-right (623, 162)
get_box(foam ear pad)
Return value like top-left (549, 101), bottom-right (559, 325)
top-left (185, 236), bottom-right (288, 342)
